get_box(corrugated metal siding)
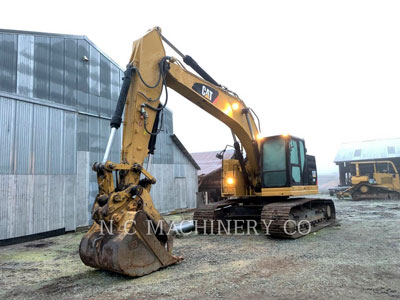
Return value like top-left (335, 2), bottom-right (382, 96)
top-left (50, 37), bottom-right (65, 103)
top-left (151, 109), bottom-right (174, 164)
top-left (89, 45), bottom-right (100, 115)
top-left (0, 33), bottom-right (18, 93)
top-left (64, 39), bottom-right (77, 107)
top-left (0, 90), bottom-right (94, 239)
top-left (14, 101), bottom-right (33, 174)
top-left (77, 40), bottom-right (89, 112)
top-left (1, 30), bottom-right (121, 116)
top-left (0, 29), bottom-right (124, 239)
top-left (32, 105), bottom-right (49, 174)
top-left (0, 97), bottom-right (15, 174)
top-left (33, 36), bottom-right (50, 100)
top-left (0, 29), bottom-right (198, 240)
top-left (16, 35), bottom-right (34, 97)
top-left (63, 112), bottom-right (77, 174)
top-left (147, 109), bottom-right (198, 213)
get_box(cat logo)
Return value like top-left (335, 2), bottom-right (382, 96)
top-left (192, 83), bottom-right (219, 103)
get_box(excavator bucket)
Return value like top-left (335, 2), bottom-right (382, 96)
top-left (79, 211), bottom-right (182, 277)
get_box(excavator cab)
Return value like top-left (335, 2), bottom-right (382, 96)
top-left (261, 135), bottom-right (317, 188)
top-left (222, 134), bottom-right (319, 198)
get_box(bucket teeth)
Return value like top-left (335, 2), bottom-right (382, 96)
top-left (79, 211), bottom-right (182, 277)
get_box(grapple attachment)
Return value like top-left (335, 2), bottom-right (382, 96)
top-left (79, 210), bottom-right (182, 277)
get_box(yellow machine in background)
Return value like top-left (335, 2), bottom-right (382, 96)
top-left (79, 28), bottom-right (336, 277)
top-left (337, 161), bottom-right (400, 200)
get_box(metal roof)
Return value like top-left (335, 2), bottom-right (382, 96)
top-left (334, 138), bottom-right (400, 163)
top-left (191, 150), bottom-right (235, 176)
top-left (170, 135), bottom-right (200, 170)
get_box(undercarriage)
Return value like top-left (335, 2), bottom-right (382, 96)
top-left (194, 197), bottom-right (336, 238)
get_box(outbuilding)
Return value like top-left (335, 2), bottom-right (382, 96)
top-left (0, 29), bottom-right (198, 244)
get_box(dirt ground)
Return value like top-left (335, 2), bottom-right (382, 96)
top-left (1, 195), bottom-right (399, 300)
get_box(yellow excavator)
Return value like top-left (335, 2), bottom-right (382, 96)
top-left (79, 28), bottom-right (336, 277)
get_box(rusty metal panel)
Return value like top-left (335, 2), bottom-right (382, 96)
top-left (64, 39), bottom-right (77, 107)
top-left (0, 97), bottom-right (16, 174)
top-left (0, 33), bottom-right (17, 93)
top-left (14, 101), bottom-right (33, 174)
top-left (32, 105), bottom-right (49, 174)
top-left (49, 37), bottom-right (64, 104)
top-left (17, 34), bottom-right (34, 97)
top-left (48, 109), bottom-right (64, 174)
top-left (33, 36), bottom-right (50, 100)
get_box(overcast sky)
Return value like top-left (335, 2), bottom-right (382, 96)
top-left (3, 0), bottom-right (400, 173)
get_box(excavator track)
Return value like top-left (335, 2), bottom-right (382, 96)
top-left (261, 198), bottom-right (336, 238)
top-left (194, 198), bottom-right (336, 238)
top-left (193, 200), bottom-right (239, 234)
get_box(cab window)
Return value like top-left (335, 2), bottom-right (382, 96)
top-left (262, 138), bottom-right (287, 187)
top-left (290, 140), bottom-right (301, 184)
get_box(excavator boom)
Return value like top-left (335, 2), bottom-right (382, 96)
top-left (79, 28), bottom-right (335, 277)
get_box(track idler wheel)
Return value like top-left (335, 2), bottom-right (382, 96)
top-left (79, 211), bottom-right (182, 277)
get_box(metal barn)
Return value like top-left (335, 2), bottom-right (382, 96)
top-left (0, 29), bottom-right (198, 243)
top-left (334, 138), bottom-right (400, 186)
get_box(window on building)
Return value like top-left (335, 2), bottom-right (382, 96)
top-left (388, 146), bottom-right (395, 154)
top-left (354, 149), bottom-right (362, 157)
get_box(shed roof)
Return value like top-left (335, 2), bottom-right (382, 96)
top-left (170, 134), bottom-right (200, 170)
top-left (334, 138), bottom-right (400, 163)
top-left (191, 150), bottom-right (235, 176)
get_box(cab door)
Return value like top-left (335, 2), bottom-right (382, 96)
top-left (289, 139), bottom-right (306, 185)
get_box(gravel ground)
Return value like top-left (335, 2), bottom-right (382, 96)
top-left (0, 195), bottom-right (399, 300)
